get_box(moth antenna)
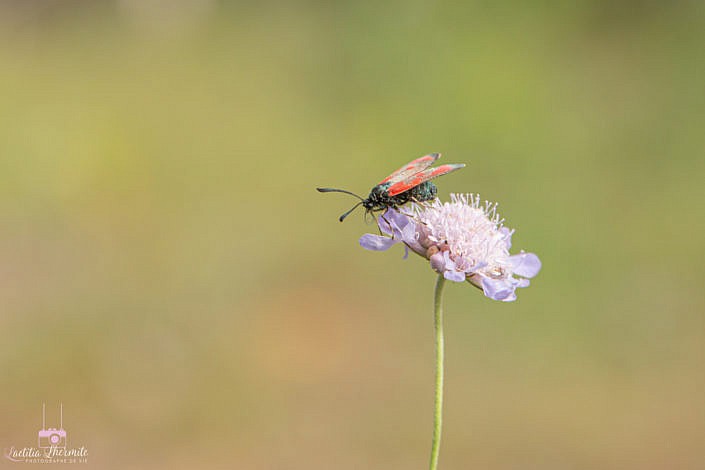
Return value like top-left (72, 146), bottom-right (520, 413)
top-left (316, 187), bottom-right (365, 201)
top-left (339, 201), bottom-right (363, 222)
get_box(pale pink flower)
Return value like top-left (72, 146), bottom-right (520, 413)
top-left (359, 194), bottom-right (541, 301)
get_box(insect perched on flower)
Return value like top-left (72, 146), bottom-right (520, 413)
top-left (316, 153), bottom-right (465, 222)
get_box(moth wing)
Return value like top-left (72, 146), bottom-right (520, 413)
top-left (387, 163), bottom-right (465, 197)
top-left (379, 153), bottom-right (440, 185)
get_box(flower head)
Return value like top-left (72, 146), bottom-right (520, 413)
top-left (359, 194), bottom-right (541, 302)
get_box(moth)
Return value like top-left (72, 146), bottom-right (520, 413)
top-left (317, 153), bottom-right (465, 222)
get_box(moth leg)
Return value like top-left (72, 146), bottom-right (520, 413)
top-left (369, 211), bottom-right (380, 231)
top-left (379, 210), bottom-right (395, 238)
top-left (410, 195), bottom-right (430, 207)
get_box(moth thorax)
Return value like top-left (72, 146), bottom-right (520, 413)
top-left (364, 185), bottom-right (389, 210)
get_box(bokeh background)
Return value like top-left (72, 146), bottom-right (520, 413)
top-left (1, 1), bottom-right (704, 469)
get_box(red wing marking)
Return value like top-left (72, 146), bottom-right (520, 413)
top-left (387, 163), bottom-right (465, 197)
top-left (379, 153), bottom-right (440, 184)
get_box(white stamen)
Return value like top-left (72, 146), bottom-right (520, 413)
top-left (413, 193), bottom-right (513, 279)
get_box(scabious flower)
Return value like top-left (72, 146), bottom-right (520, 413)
top-left (359, 193), bottom-right (541, 301)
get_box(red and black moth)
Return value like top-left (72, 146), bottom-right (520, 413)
top-left (317, 153), bottom-right (465, 222)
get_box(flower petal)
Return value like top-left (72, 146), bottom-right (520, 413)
top-left (480, 277), bottom-right (516, 301)
top-left (429, 252), bottom-right (446, 273)
top-left (442, 251), bottom-right (457, 271)
top-left (378, 208), bottom-right (411, 237)
top-left (400, 219), bottom-right (418, 244)
top-left (444, 270), bottom-right (466, 282)
top-left (359, 234), bottom-right (398, 251)
top-left (508, 252), bottom-right (542, 278)
top-left (454, 255), bottom-right (469, 272)
top-left (377, 215), bottom-right (394, 237)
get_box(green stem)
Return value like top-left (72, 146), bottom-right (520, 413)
top-left (429, 274), bottom-right (446, 470)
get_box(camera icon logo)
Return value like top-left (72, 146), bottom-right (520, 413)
top-left (38, 428), bottom-right (67, 448)
top-left (38, 403), bottom-right (67, 449)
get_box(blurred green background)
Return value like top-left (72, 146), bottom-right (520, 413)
top-left (1, 1), bottom-right (704, 469)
